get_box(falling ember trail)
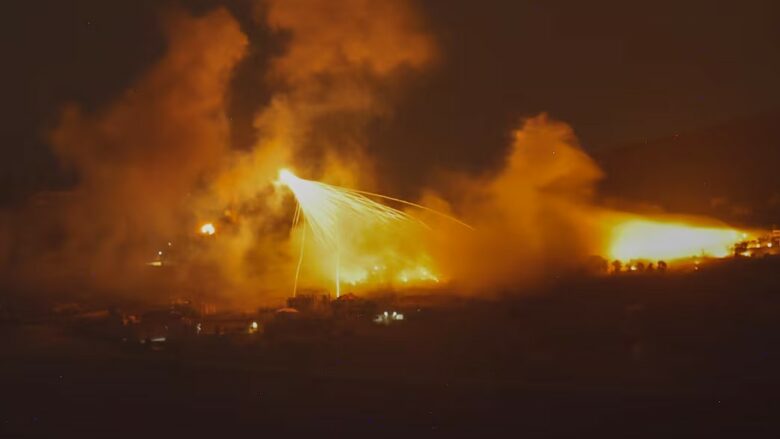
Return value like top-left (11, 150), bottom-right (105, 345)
top-left (292, 219), bottom-right (306, 297)
top-left (335, 250), bottom-right (341, 298)
top-left (348, 189), bottom-right (475, 231)
top-left (277, 169), bottom-right (469, 295)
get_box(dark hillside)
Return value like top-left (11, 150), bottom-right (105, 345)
top-left (596, 110), bottom-right (780, 226)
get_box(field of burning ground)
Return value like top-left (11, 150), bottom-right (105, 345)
top-left (2, 257), bottom-right (780, 437)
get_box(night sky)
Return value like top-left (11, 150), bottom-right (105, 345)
top-left (2, 0), bottom-right (779, 204)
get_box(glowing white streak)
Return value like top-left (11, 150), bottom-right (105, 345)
top-left (278, 169), bottom-right (470, 294)
top-left (292, 203), bottom-right (301, 229)
top-left (335, 250), bottom-right (341, 298)
top-left (292, 218), bottom-right (306, 298)
top-left (284, 175), bottom-right (422, 251)
top-left (348, 188), bottom-right (474, 230)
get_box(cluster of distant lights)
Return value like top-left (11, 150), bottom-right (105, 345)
top-left (373, 310), bottom-right (404, 325)
top-left (738, 238), bottom-right (776, 257)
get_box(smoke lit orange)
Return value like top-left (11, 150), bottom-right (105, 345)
top-left (276, 169), bottom-right (452, 296)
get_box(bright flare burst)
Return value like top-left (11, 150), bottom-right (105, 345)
top-left (199, 222), bottom-right (216, 236)
top-left (276, 169), bottom-right (466, 296)
top-left (608, 218), bottom-right (746, 262)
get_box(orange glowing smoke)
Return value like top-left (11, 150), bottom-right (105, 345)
top-left (606, 217), bottom-right (749, 262)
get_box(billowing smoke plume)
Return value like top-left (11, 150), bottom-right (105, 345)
top-left (193, 0), bottom-right (437, 302)
top-left (2, 8), bottom-right (247, 295)
top-left (2, 0), bottom-right (437, 305)
top-left (426, 115), bottom-right (605, 291)
top-left (210, 0), bottom-right (435, 203)
top-left (428, 114), bottom-right (750, 292)
top-left (2, 1), bottom-right (745, 307)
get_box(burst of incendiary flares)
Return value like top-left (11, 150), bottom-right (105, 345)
top-left (276, 168), bottom-right (468, 297)
top-left (607, 218), bottom-right (750, 262)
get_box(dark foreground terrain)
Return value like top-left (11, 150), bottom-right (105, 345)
top-left (2, 258), bottom-right (780, 438)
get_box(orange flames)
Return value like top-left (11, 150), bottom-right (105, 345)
top-left (603, 216), bottom-right (751, 263)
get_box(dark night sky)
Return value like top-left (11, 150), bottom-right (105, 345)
top-left (2, 0), bottom-right (779, 204)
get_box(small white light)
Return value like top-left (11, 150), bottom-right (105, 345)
top-left (200, 223), bottom-right (216, 235)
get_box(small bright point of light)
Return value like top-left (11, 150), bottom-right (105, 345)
top-left (251, 321), bottom-right (258, 330)
top-left (200, 223), bottom-right (216, 235)
top-left (158, 250), bottom-right (163, 256)
top-left (768, 243), bottom-right (773, 248)
top-left (167, 242), bottom-right (172, 247)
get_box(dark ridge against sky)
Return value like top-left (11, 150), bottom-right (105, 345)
top-left (2, 0), bottom-right (779, 203)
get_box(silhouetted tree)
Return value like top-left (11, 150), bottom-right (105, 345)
top-left (585, 255), bottom-right (608, 274)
